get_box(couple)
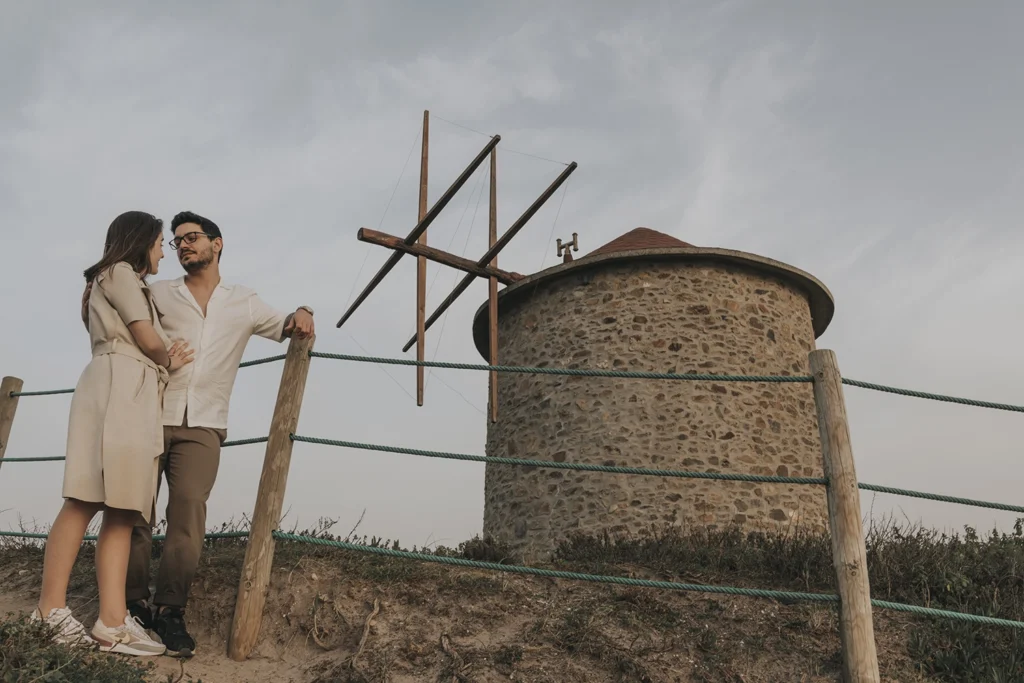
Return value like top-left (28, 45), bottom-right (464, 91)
top-left (30, 210), bottom-right (314, 657)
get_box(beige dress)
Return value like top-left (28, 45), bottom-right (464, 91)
top-left (62, 262), bottom-right (170, 522)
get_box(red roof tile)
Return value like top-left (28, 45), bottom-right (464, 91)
top-left (585, 228), bottom-right (694, 258)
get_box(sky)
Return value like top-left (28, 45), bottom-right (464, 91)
top-left (1, 1), bottom-right (1022, 549)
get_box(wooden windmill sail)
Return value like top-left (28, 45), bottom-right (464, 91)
top-left (335, 110), bottom-right (577, 421)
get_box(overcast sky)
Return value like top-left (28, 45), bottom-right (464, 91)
top-left (2, 2), bottom-right (1022, 549)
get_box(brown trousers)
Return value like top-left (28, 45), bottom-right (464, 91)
top-left (126, 414), bottom-right (226, 608)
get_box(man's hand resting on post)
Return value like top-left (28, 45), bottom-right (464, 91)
top-left (284, 307), bottom-right (315, 339)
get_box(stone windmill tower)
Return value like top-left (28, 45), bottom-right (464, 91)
top-left (471, 228), bottom-right (835, 561)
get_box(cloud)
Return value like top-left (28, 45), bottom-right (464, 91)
top-left (2, 2), bottom-right (1024, 545)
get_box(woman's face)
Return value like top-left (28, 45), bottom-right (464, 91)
top-left (147, 233), bottom-right (164, 275)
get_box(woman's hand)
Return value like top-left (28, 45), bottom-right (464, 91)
top-left (166, 341), bottom-right (195, 372)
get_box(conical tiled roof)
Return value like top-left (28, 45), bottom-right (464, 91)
top-left (584, 227), bottom-right (693, 258)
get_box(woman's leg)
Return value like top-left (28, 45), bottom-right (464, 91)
top-left (90, 505), bottom-right (165, 656)
top-left (38, 498), bottom-right (101, 616)
top-left (95, 506), bottom-right (138, 627)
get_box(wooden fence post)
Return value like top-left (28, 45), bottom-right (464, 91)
top-left (228, 335), bottom-right (315, 661)
top-left (809, 349), bottom-right (880, 683)
top-left (0, 377), bottom-right (24, 476)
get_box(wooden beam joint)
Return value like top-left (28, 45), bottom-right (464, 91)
top-left (401, 160), bottom-right (578, 352)
top-left (357, 228), bottom-right (524, 285)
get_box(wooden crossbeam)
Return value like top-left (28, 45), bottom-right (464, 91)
top-left (335, 134), bottom-right (500, 329)
top-left (401, 161), bottom-right (578, 353)
top-left (357, 228), bottom-right (524, 285)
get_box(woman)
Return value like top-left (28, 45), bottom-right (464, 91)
top-left (32, 211), bottom-right (194, 656)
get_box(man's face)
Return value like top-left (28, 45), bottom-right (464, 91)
top-left (173, 222), bottom-right (218, 273)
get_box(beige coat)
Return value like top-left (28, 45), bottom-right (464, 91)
top-left (63, 262), bottom-right (170, 522)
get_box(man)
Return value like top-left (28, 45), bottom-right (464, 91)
top-left (124, 210), bottom-right (314, 658)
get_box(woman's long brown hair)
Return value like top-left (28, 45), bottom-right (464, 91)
top-left (81, 211), bottom-right (163, 329)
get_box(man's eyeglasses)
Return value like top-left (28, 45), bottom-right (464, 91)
top-left (170, 232), bottom-right (210, 250)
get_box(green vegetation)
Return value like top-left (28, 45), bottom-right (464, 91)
top-left (0, 613), bottom-right (153, 683)
top-left (553, 518), bottom-right (1024, 681)
top-left (2, 516), bottom-right (1020, 681)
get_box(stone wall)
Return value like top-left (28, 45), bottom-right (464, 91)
top-left (483, 259), bottom-right (828, 562)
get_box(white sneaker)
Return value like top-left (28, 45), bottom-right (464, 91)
top-left (91, 613), bottom-right (166, 656)
top-left (31, 607), bottom-right (96, 647)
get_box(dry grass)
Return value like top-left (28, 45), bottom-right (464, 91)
top-left (552, 516), bottom-right (1024, 682)
top-left (0, 614), bottom-right (163, 683)
top-left (1, 515), bottom-right (1021, 681)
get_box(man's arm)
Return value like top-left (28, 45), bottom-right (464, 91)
top-left (250, 294), bottom-right (315, 342)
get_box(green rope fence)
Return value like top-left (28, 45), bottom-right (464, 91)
top-left (291, 435), bottom-right (827, 485)
top-left (293, 434), bottom-right (1024, 514)
top-left (308, 351), bottom-right (813, 382)
top-left (308, 352), bottom-right (1024, 413)
top-left (0, 531), bottom-right (249, 542)
top-left (270, 531), bottom-right (839, 603)
top-left (842, 378), bottom-right (1024, 414)
top-left (238, 354), bottom-right (287, 369)
top-left (222, 436), bottom-right (270, 448)
top-left (2, 527), bottom-right (1020, 629)
top-left (869, 599), bottom-right (1024, 629)
top-left (11, 351), bottom-right (1024, 416)
top-left (7, 354), bottom-right (288, 397)
top-left (9, 388), bottom-right (75, 397)
top-left (271, 532), bottom-right (1024, 630)
top-left (0, 456), bottom-right (66, 463)
top-left (0, 436), bottom-right (268, 464)
top-left (857, 482), bottom-right (1024, 515)
top-left (5, 433), bottom-right (1019, 514)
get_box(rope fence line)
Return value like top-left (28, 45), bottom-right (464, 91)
top-left (0, 456), bottom-right (66, 462)
top-left (310, 353), bottom-right (1024, 413)
top-left (271, 531), bottom-right (839, 602)
top-left (0, 530), bottom-right (250, 542)
top-left (9, 388), bottom-right (75, 398)
top-left (290, 435), bottom-right (828, 485)
top-left (222, 436), bottom-right (270, 448)
top-left (271, 531), bottom-right (1024, 630)
top-left (0, 436), bottom-right (269, 464)
top-left (9, 351), bottom-right (1024, 416)
top-left (238, 354), bottom-right (287, 369)
top-left (308, 351), bottom-right (813, 382)
top-left (291, 435), bottom-right (1020, 514)
top-left (2, 526), bottom-right (1019, 630)
top-left (869, 599), bottom-right (1024, 629)
top-left (841, 378), bottom-right (1024, 414)
top-left (857, 483), bottom-right (1024, 515)
top-left (2, 432), bottom-right (1019, 514)
top-left (7, 354), bottom-right (289, 398)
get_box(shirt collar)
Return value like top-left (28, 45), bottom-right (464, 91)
top-left (171, 276), bottom-right (232, 291)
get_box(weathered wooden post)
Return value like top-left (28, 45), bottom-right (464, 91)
top-left (228, 335), bottom-right (315, 661)
top-left (808, 349), bottom-right (880, 683)
top-left (0, 377), bottom-right (24, 475)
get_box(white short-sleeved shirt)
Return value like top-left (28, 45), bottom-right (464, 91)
top-left (149, 277), bottom-right (289, 430)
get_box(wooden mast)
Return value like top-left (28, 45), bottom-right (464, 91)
top-left (488, 148), bottom-right (498, 422)
top-left (416, 110), bottom-right (429, 406)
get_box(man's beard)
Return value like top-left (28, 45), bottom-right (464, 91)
top-left (180, 251), bottom-right (213, 273)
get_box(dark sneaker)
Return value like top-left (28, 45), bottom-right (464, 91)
top-left (127, 601), bottom-right (155, 632)
top-left (153, 607), bottom-right (195, 658)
